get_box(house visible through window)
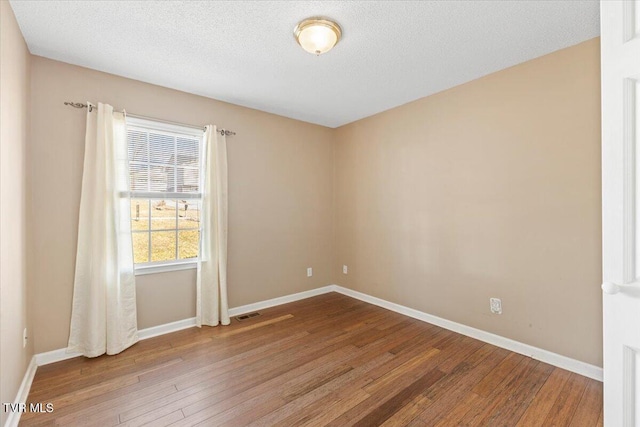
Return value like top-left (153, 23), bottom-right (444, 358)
top-left (126, 117), bottom-right (203, 271)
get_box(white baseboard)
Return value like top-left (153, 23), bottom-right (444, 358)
top-left (228, 285), bottom-right (334, 317)
top-left (331, 285), bottom-right (603, 382)
top-left (138, 317), bottom-right (197, 340)
top-left (4, 356), bottom-right (37, 427)
top-left (35, 318), bottom-right (198, 366)
top-left (34, 348), bottom-right (83, 366)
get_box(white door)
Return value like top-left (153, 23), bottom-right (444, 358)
top-left (602, 0), bottom-right (640, 425)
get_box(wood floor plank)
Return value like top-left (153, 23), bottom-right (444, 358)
top-left (146, 331), bottom-right (313, 389)
top-left (379, 393), bottom-right (432, 426)
top-left (22, 362), bottom-right (182, 425)
top-left (325, 343), bottom-right (468, 427)
top-left (254, 319), bottom-right (438, 427)
top-left (214, 314), bottom-right (294, 338)
top-left (433, 390), bottom-right (484, 426)
top-left (437, 336), bottom-right (485, 373)
top-left (459, 358), bottom-right (540, 426)
top-left (412, 346), bottom-right (510, 425)
top-left (353, 369), bottom-right (445, 426)
top-left (596, 408), bottom-right (604, 426)
top-left (27, 354), bottom-right (182, 405)
top-left (515, 367), bottom-right (572, 427)
top-left (174, 345), bottom-right (363, 424)
top-left (479, 360), bottom-right (555, 426)
top-left (52, 384), bottom-right (179, 426)
top-left (248, 353), bottom-right (395, 426)
top-left (19, 292), bottom-right (602, 427)
top-left (189, 394), bottom-right (287, 427)
top-left (272, 372), bottom-right (375, 427)
top-left (285, 389), bottom-right (370, 427)
top-left (472, 351), bottom-right (527, 397)
top-left (543, 372), bottom-right (590, 426)
top-left (569, 378), bottom-right (603, 427)
top-left (139, 409), bottom-right (184, 427)
top-left (362, 347), bottom-right (440, 395)
top-left (120, 404), bottom-right (184, 427)
top-left (344, 321), bottom-right (427, 367)
top-left (152, 345), bottom-right (350, 424)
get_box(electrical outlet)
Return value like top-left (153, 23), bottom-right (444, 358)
top-left (490, 298), bottom-right (502, 314)
top-left (343, 265), bottom-right (348, 274)
top-left (23, 328), bottom-right (28, 348)
top-left (307, 267), bottom-right (313, 277)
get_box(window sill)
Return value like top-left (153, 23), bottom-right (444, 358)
top-left (135, 261), bottom-right (197, 276)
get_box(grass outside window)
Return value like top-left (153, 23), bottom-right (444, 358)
top-left (131, 198), bottom-right (200, 265)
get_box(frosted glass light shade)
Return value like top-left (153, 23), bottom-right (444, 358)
top-left (294, 18), bottom-right (342, 55)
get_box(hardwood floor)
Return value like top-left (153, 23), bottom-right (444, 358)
top-left (21, 293), bottom-right (602, 426)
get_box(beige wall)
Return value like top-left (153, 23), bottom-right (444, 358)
top-left (333, 38), bottom-right (602, 366)
top-left (25, 34), bottom-right (602, 368)
top-left (29, 57), bottom-right (334, 351)
top-left (0, 1), bottom-right (33, 424)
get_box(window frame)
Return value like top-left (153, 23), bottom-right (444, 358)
top-left (126, 117), bottom-right (204, 275)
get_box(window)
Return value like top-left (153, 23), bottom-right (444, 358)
top-left (126, 117), bottom-right (203, 273)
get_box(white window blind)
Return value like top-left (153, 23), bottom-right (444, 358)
top-left (127, 117), bottom-right (203, 199)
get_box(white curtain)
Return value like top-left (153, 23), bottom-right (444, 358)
top-left (197, 125), bottom-right (230, 327)
top-left (68, 103), bottom-right (138, 357)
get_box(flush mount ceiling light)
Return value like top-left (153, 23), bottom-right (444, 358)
top-left (294, 17), bottom-right (342, 56)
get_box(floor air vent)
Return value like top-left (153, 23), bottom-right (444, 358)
top-left (235, 312), bottom-right (261, 321)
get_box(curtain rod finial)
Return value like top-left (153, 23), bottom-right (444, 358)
top-left (64, 101), bottom-right (89, 110)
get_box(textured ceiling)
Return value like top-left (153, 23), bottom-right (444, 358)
top-left (9, 1), bottom-right (599, 128)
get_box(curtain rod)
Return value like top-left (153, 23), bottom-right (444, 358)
top-left (63, 101), bottom-right (236, 136)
